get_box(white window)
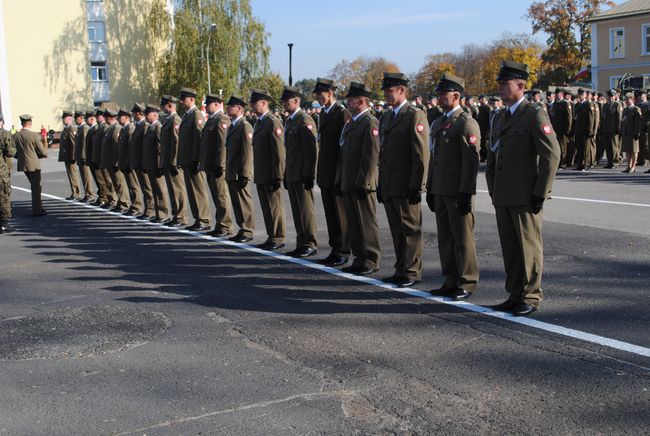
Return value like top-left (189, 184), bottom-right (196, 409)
top-left (87, 21), bottom-right (105, 42)
top-left (610, 27), bottom-right (625, 58)
top-left (91, 61), bottom-right (108, 81)
top-left (643, 24), bottom-right (650, 55)
top-left (610, 76), bottom-right (623, 89)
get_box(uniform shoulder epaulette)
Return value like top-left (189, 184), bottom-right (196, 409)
top-left (406, 104), bottom-right (418, 113)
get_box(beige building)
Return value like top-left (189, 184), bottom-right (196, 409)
top-left (589, 0), bottom-right (650, 91)
top-left (0, 0), bottom-right (168, 130)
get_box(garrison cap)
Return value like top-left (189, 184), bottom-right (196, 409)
top-left (94, 108), bottom-right (105, 117)
top-left (84, 110), bottom-right (95, 118)
top-left (226, 94), bottom-right (247, 107)
top-left (381, 71), bottom-right (409, 89)
top-left (144, 103), bottom-right (159, 114)
top-left (577, 88), bottom-right (586, 95)
top-left (488, 96), bottom-right (501, 103)
top-left (313, 78), bottom-right (337, 93)
top-left (280, 86), bottom-right (302, 101)
top-left (131, 102), bottom-right (145, 113)
top-left (345, 81), bottom-right (373, 98)
top-left (74, 110), bottom-right (84, 118)
top-left (61, 110), bottom-right (73, 118)
top-left (555, 87), bottom-right (565, 94)
top-left (496, 60), bottom-right (529, 81)
top-left (19, 114), bottom-right (33, 122)
top-left (204, 93), bottom-right (223, 104)
top-left (435, 73), bottom-right (465, 93)
top-left (160, 95), bottom-right (178, 105)
top-left (606, 89), bottom-right (618, 96)
top-left (249, 89), bottom-right (272, 103)
top-left (104, 107), bottom-right (118, 117)
top-left (118, 108), bottom-right (132, 117)
top-left (179, 87), bottom-right (197, 99)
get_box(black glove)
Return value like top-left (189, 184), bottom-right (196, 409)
top-left (283, 179), bottom-right (289, 190)
top-left (408, 189), bottom-right (421, 205)
top-left (214, 167), bottom-right (223, 178)
top-left (457, 193), bottom-right (472, 216)
top-left (426, 193), bottom-right (435, 212)
top-left (78, 158), bottom-right (85, 165)
top-left (192, 162), bottom-right (200, 175)
top-left (271, 180), bottom-right (281, 192)
top-left (303, 177), bottom-right (314, 190)
top-left (355, 186), bottom-right (367, 198)
top-left (69, 159), bottom-right (76, 164)
top-left (335, 183), bottom-right (343, 197)
top-left (156, 168), bottom-right (163, 178)
top-left (634, 134), bottom-right (640, 140)
top-left (377, 184), bottom-right (383, 204)
top-left (170, 166), bottom-right (179, 176)
top-left (530, 195), bottom-right (545, 214)
top-left (237, 177), bottom-right (248, 190)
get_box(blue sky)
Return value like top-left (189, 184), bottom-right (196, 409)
top-left (250, 0), bottom-right (551, 81)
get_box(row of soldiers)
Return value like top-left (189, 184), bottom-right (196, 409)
top-left (44, 60), bottom-right (557, 317)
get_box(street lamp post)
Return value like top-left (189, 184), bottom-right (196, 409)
top-left (288, 43), bottom-right (294, 86)
top-left (207, 23), bottom-right (217, 94)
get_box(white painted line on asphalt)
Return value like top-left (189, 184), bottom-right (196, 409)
top-left (11, 185), bottom-right (650, 359)
top-left (477, 189), bottom-right (650, 208)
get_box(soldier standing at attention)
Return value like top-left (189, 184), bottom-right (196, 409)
top-left (160, 95), bottom-right (189, 227)
top-left (199, 92), bottom-right (233, 237)
top-left (130, 103), bottom-right (155, 220)
top-left (621, 92), bottom-right (642, 173)
top-left (281, 86), bottom-right (319, 258)
top-left (250, 89), bottom-right (286, 251)
top-left (101, 108), bottom-right (129, 212)
top-left (74, 110), bottom-right (95, 202)
top-left (117, 108), bottom-right (141, 216)
top-left (573, 89), bottom-right (596, 171)
top-left (59, 110), bottom-right (81, 200)
top-left (378, 72), bottom-right (430, 288)
top-left (224, 95), bottom-right (255, 243)
top-left (601, 89), bottom-right (623, 169)
top-left (427, 95), bottom-right (444, 126)
top-left (90, 109), bottom-right (111, 207)
top-left (426, 73), bottom-right (480, 301)
top-left (178, 87), bottom-right (211, 232)
top-left (635, 90), bottom-right (649, 166)
top-left (14, 115), bottom-right (48, 217)
top-left (0, 114), bottom-right (16, 233)
top-left (313, 78), bottom-right (351, 267)
top-left (477, 95), bottom-right (491, 162)
top-left (486, 60), bottom-right (560, 316)
top-left (142, 104), bottom-right (171, 223)
top-left (336, 82), bottom-right (381, 276)
top-left (550, 88), bottom-right (572, 169)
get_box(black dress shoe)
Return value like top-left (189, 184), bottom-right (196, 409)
top-left (262, 242), bottom-right (285, 251)
top-left (317, 253), bottom-right (338, 265)
top-left (159, 218), bottom-right (173, 225)
top-left (392, 277), bottom-right (419, 288)
top-left (208, 229), bottom-right (229, 237)
top-left (511, 303), bottom-right (538, 317)
top-left (65, 195), bottom-right (76, 200)
top-left (166, 220), bottom-right (185, 228)
top-left (429, 286), bottom-right (455, 296)
top-left (382, 275), bottom-right (399, 284)
top-left (327, 256), bottom-right (348, 267)
top-left (645, 168), bottom-right (650, 174)
top-left (186, 222), bottom-right (201, 231)
top-left (100, 203), bottom-right (113, 209)
top-left (489, 299), bottom-right (519, 312)
top-left (79, 197), bottom-right (91, 203)
top-left (285, 248), bottom-right (300, 257)
top-left (293, 247), bottom-right (317, 258)
top-left (448, 288), bottom-right (472, 301)
top-left (355, 266), bottom-right (378, 276)
top-left (229, 234), bottom-right (253, 243)
top-left (0, 222), bottom-right (15, 233)
top-left (123, 210), bottom-right (139, 216)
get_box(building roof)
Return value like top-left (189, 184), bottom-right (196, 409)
top-left (587, 0), bottom-right (650, 23)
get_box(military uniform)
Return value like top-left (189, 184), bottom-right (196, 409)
top-left (427, 104), bottom-right (443, 126)
top-left (73, 114), bottom-right (96, 201)
top-left (573, 91), bottom-right (597, 170)
top-left (281, 86), bottom-right (319, 255)
top-left (225, 95), bottom-right (255, 241)
top-left (178, 88), bottom-right (211, 230)
top-left (637, 96), bottom-right (649, 165)
top-left (621, 102), bottom-right (642, 155)
top-left (335, 82), bottom-right (381, 272)
top-left (199, 94), bottom-right (233, 235)
top-left (130, 104), bottom-right (155, 218)
top-left (14, 115), bottom-right (48, 216)
top-left (142, 104), bottom-right (170, 221)
top-left (0, 122), bottom-right (16, 230)
top-left (477, 102), bottom-right (491, 162)
top-left (90, 112), bottom-right (112, 205)
top-left (600, 91), bottom-right (622, 168)
top-left (314, 78), bottom-right (351, 265)
top-left (550, 90), bottom-right (573, 168)
top-left (251, 89), bottom-right (286, 247)
top-left (426, 74), bottom-right (480, 298)
top-left (117, 109), bottom-right (142, 215)
top-left (58, 111), bottom-right (81, 199)
top-left (486, 61), bottom-right (561, 315)
top-left (101, 112), bottom-right (129, 211)
top-left (378, 72), bottom-right (430, 285)
top-left (160, 96), bottom-right (189, 225)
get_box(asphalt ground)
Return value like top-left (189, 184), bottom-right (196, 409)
top-left (1, 154), bottom-right (649, 435)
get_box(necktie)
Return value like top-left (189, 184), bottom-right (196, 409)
top-left (505, 109), bottom-right (511, 122)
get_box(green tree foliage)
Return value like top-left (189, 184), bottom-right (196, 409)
top-left (147, 0), bottom-right (271, 100)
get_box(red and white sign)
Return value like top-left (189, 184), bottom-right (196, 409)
top-left (247, 132), bottom-right (253, 139)
top-left (198, 119), bottom-right (204, 126)
top-left (222, 123), bottom-right (228, 129)
top-left (275, 127), bottom-right (282, 136)
top-left (372, 128), bottom-right (379, 137)
top-left (468, 134), bottom-right (477, 145)
top-left (542, 124), bottom-right (552, 135)
top-left (416, 123), bottom-right (425, 133)
top-left (306, 124), bottom-right (313, 131)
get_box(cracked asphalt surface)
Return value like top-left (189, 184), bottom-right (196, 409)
top-left (1, 155), bottom-right (649, 434)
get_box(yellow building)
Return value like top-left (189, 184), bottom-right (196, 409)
top-left (589, 0), bottom-right (650, 91)
top-left (0, 0), bottom-right (168, 130)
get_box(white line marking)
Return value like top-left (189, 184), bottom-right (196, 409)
top-left (477, 189), bottom-right (650, 208)
top-left (11, 185), bottom-right (650, 359)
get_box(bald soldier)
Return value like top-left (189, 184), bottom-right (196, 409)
top-left (281, 86), bottom-right (319, 258)
top-left (426, 73), bottom-right (480, 301)
top-left (130, 103), bottom-right (156, 220)
top-left (250, 89), bottom-right (286, 250)
top-left (199, 92), bottom-right (234, 237)
top-left (142, 103), bottom-right (171, 223)
top-left (160, 95), bottom-right (189, 227)
top-left (486, 60), bottom-right (561, 316)
top-left (378, 72), bottom-right (430, 288)
top-left (14, 114), bottom-right (48, 216)
top-left (59, 110), bottom-right (82, 200)
top-left (336, 82), bottom-right (381, 275)
top-left (314, 78), bottom-right (351, 267)
top-left (178, 87), bottom-right (211, 232)
top-left (117, 108), bottom-right (142, 216)
top-left (74, 110), bottom-right (96, 202)
top-left (224, 95), bottom-right (255, 243)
